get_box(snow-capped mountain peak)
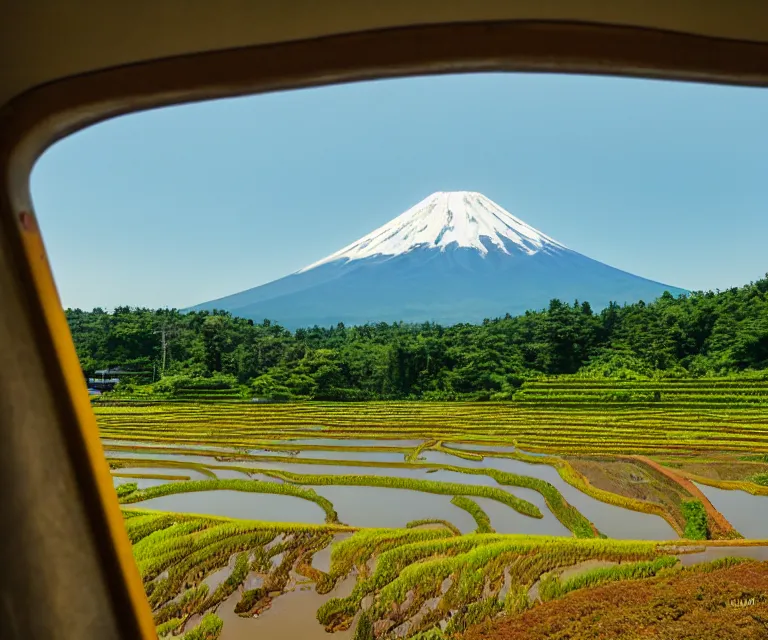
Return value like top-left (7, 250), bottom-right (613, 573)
top-left (298, 191), bottom-right (566, 273)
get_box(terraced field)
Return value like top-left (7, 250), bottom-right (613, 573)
top-left (96, 378), bottom-right (768, 455)
top-left (100, 377), bottom-right (768, 639)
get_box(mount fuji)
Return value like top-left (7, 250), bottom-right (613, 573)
top-left (191, 192), bottom-right (687, 328)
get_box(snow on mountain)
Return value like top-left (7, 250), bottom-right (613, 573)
top-left (190, 192), bottom-right (687, 328)
top-left (298, 191), bottom-right (565, 272)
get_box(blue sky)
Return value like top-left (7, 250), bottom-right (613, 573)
top-left (31, 73), bottom-right (768, 311)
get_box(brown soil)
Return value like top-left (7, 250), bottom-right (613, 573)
top-left (567, 457), bottom-right (691, 530)
top-left (633, 455), bottom-right (739, 538)
top-left (674, 461), bottom-right (768, 482)
top-left (463, 561), bottom-right (768, 640)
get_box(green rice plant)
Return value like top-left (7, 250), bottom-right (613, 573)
top-left (133, 520), bottom-right (215, 564)
top-left (370, 536), bottom-right (663, 620)
top-left (458, 465), bottom-right (597, 538)
top-left (406, 519), bottom-right (462, 536)
top-left (315, 596), bottom-right (358, 629)
top-left (116, 482), bottom-right (138, 498)
top-left (748, 472), bottom-right (768, 486)
top-left (181, 613), bottom-right (223, 640)
top-left (233, 588), bottom-right (266, 615)
top-left (155, 617), bottom-right (183, 637)
top-left (444, 596), bottom-right (503, 634)
top-left (110, 457), bottom-right (219, 478)
top-left (199, 551), bottom-right (249, 611)
top-left (681, 499), bottom-right (709, 540)
top-left (741, 454), bottom-right (768, 463)
top-left (409, 630), bottom-right (447, 640)
top-left (267, 470), bottom-right (542, 519)
top-left (686, 556), bottom-right (755, 573)
top-left (503, 583), bottom-right (531, 615)
top-left (334, 534), bottom-right (506, 614)
top-left (450, 496), bottom-right (494, 533)
top-left (120, 478), bottom-right (339, 523)
top-left (508, 451), bottom-right (684, 536)
top-left (149, 531), bottom-right (275, 606)
top-left (125, 513), bottom-right (187, 544)
top-left (153, 583), bottom-right (209, 625)
top-left (352, 610), bottom-right (374, 640)
top-left (323, 528), bottom-right (453, 591)
top-left (136, 523), bottom-right (266, 579)
top-left (538, 555), bottom-right (680, 601)
top-left (407, 440), bottom-right (437, 462)
top-left (95, 396), bottom-right (768, 456)
top-left (434, 442), bottom-right (484, 462)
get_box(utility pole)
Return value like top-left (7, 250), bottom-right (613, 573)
top-left (154, 319), bottom-right (179, 377)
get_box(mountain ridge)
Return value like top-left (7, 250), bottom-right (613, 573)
top-left (191, 192), bottom-right (687, 327)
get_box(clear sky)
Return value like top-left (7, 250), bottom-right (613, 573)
top-left (31, 73), bottom-right (768, 311)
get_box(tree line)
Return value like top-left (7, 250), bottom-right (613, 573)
top-left (67, 276), bottom-right (768, 400)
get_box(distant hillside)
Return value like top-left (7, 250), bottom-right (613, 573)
top-left (67, 276), bottom-right (768, 400)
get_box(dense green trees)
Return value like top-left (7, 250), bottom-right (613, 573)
top-left (67, 276), bottom-right (768, 400)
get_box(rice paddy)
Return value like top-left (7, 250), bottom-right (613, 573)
top-left (101, 377), bottom-right (768, 639)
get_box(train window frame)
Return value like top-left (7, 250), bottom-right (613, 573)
top-left (2, 18), bottom-right (768, 640)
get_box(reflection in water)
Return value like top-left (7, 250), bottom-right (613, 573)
top-left (424, 470), bottom-right (568, 536)
top-left (111, 438), bottom-right (680, 539)
top-left (473, 496), bottom-right (570, 536)
top-left (280, 438), bottom-right (424, 448)
top-left (314, 486), bottom-right (478, 532)
top-left (135, 490), bottom-right (327, 523)
top-left (112, 473), bottom-right (173, 490)
top-left (295, 448), bottom-right (408, 463)
top-left (105, 450), bottom-right (224, 465)
top-left (483, 455), bottom-right (676, 540)
top-left (219, 460), bottom-right (431, 479)
top-left (218, 570), bottom-right (357, 640)
top-left (311, 533), bottom-right (352, 573)
top-left (677, 545), bottom-right (768, 565)
top-left (103, 439), bottom-right (236, 452)
top-left (693, 482), bottom-right (768, 539)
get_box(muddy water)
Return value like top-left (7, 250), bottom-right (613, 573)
top-left (295, 449), bottom-right (408, 463)
top-left (218, 570), bottom-right (357, 640)
top-left (105, 450), bottom-right (223, 466)
top-left (311, 533), bottom-right (353, 573)
top-left (485, 456), bottom-right (677, 540)
top-left (423, 469), bottom-right (569, 536)
top-left (421, 452), bottom-right (677, 540)
top-left (677, 545), bottom-right (768, 565)
top-left (210, 468), bottom-right (254, 480)
top-left (218, 460), bottom-right (431, 479)
top-left (279, 438), bottom-right (424, 448)
top-left (109, 438), bottom-right (677, 539)
top-left (472, 496), bottom-right (570, 536)
top-left (693, 482), bottom-right (768, 539)
top-left (314, 486), bottom-right (478, 532)
top-left (112, 474), bottom-right (172, 490)
top-left (134, 490), bottom-right (327, 523)
top-left (102, 439), bottom-right (236, 452)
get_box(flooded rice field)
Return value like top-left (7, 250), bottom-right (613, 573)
top-left (136, 490), bottom-right (328, 523)
top-left (112, 437), bottom-right (765, 542)
top-left (314, 485), bottom-right (479, 532)
top-left (693, 482), bottom-right (768, 539)
top-left (113, 433), bottom-right (768, 640)
top-left (421, 450), bottom-right (677, 539)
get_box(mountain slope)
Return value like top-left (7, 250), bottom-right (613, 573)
top-left (191, 192), bottom-right (687, 327)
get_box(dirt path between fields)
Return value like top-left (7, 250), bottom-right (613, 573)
top-left (631, 455), bottom-right (740, 538)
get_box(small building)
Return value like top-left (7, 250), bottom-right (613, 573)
top-left (87, 367), bottom-right (150, 391)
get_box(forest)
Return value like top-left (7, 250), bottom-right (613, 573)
top-left (67, 276), bottom-right (768, 400)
